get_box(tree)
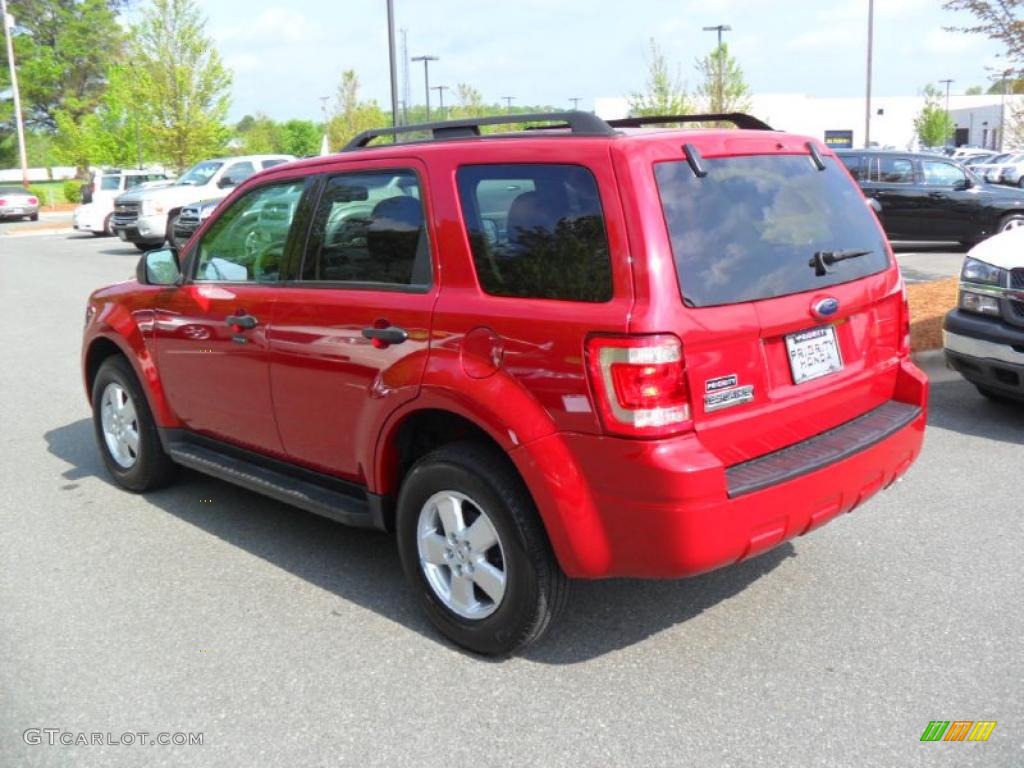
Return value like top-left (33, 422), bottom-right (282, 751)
top-left (695, 43), bottom-right (751, 115)
top-left (126, 0), bottom-right (232, 170)
top-left (914, 84), bottom-right (956, 147)
top-left (943, 1), bottom-right (1024, 61)
top-left (280, 119), bottom-right (321, 157)
top-left (327, 70), bottom-right (387, 149)
top-left (450, 83), bottom-right (487, 119)
top-left (236, 113), bottom-right (283, 155)
top-left (0, 0), bottom-right (125, 131)
top-left (628, 39), bottom-right (692, 117)
top-left (965, 85), bottom-right (985, 94)
top-left (52, 61), bottom-right (152, 170)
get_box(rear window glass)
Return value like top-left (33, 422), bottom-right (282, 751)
top-left (100, 176), bottom-right (121, 190)
top-left (655, 155), bottom-right (888, 307)
top-left (457, 164), bottom-right (612, 302)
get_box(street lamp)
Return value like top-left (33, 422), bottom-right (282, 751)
top-left (865, 0), bottom-right (874, 148)
top-left (431, 85), bottom-right (449, 118)
top-left (2, 0), bottom-right (30, 189)
top-left (502, 96), bottom-right (515, 112)
top-left (412, 54), bottom-right (439, 121)
top-left (702, 24), bottom-right (732, 113)
top-left (386, 0), bottom-right (398, 140)
top-left (569, 97), bottom-right (582, 110)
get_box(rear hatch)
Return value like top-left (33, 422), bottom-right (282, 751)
top-left (651, 145), bottom-right (904, 466)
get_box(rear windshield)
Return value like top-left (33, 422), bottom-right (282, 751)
top-left (655, 155), bottom-right (889, 307)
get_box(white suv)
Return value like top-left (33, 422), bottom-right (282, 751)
top-left (110, 155), bottom-right (294, 250)
top-left (73, 168), bottom-right (173, 236)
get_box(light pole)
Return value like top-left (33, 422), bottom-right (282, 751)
top-left (939, 78), bottom-right (954, 113)
top-left (431, 85), bottom-right (449, 118)
top-left (569, 97), bottom-right (581, 110)
top-left (502, 96), bottom-right (515, 112)
top-left (386, 0), bottom-right (398, 140)
top-left (2, 0), bottom-right (29, 189)
top-left (412, 54), bottom-right (438, 121)
top-left (865, 0), bottom-right (874, 148)
top-left (702, 24), bottom-right (731, 112)
top-left (319, 96), bottom-right (330, 155)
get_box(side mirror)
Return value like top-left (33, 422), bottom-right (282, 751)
top-left (953, 177), bottom-right (973, 191)
top-left (866, 197), bottom-right (882, 215)
top-left (136, 247), bottom-right (181, 286)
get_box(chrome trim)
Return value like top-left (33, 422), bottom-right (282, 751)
top-left (943, 330), bottom-right (1024, 366)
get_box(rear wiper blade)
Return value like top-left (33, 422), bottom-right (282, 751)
top-left (809, 249), bottom-right (873, 277)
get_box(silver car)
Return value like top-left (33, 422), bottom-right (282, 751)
top-left (0, 186), bottom-right (40, 221)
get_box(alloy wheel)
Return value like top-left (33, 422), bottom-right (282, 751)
top-left (416, 490), bottom-right (507, 620)
top-left (100, 382), bottom-right (140, 469)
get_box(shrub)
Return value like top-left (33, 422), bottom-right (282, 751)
top-left (29, 185), bottom-right (53, 207)
top-left (63, 180), bottom-right (82, 204)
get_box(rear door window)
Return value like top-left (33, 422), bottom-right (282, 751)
top-left (456, 164), bottom-right (612, 302)
top-left (655, 155), bottom-right (889, 307)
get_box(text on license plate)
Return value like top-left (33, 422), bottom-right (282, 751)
top-left (785, 326), bottom-right (843, 384)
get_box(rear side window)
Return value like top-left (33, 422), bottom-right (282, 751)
top-left (301, 170), bottom-right (430, 287)
top-left (870, 156), bottom-right (915, 184)
top-left (456, 164), bottom-right (612, 302)
top-left (655, 155), bottom-right (888, 307)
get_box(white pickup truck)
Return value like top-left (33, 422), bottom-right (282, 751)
top-left (944, 226), bottom-right (1024, 402)
top-left (110, 154), bottom-right (294, 250)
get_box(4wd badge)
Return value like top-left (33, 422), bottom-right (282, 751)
top-left (704, 374), bottom-right (754, 413)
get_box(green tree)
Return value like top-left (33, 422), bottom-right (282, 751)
top-left (450, 83), bottom-right (488, 119)
top-left (965, 85), bottom-right (985, 95)
top-left (327, 70), bottom-right (387, 149)
top-left (628, 39), bottom-right (692, 117)
top-left (943, 1), bottom-right (1024, 61)
top-left (280, 119), bottom-right (321, 156)
top-left (126, 0), bottom-right (232, 170)
top-left (0, 0), bottom-right (125, 131)
top-left (236, 113), bottom-right (283, 154)
top-left (695, 43), bottom-right (751, 114)
top-left (914, 84), bottom-right (956, 147)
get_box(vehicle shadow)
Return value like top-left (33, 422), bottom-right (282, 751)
top-left (927, 373), bottom-right (1024, 445)
top-left (44, 417), bottom-right (793, 664)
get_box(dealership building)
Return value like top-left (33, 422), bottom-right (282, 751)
top-left (594, 93), bottom-right (1024, 151)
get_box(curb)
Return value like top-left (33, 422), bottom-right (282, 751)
top-left (3, 227), bottom-right (73, 238)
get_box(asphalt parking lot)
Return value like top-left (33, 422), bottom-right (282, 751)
top-left (1, 232), bottom-right (1020, 767)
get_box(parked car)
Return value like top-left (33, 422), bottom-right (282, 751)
top-left (73, 168), bottom-right (173, 236)
top-left (82, 112), bottom-right (927, 654)
top-left (111, 155), bottom-right (294, 250)
top-left (944, 227), bottom-right (1024, 402)
top-left (169, 197), bottom-right (223, 248)
top-left (838, 149), bottom-right (1024, 246)
top-left (996, 154), bottom-right (1024, 187)
top-left (951, 147), bottom-right (997, 160)
top-left (965, 152), bottom-right (1013, 183)
top-left (0, 186), bottom-right (40, 221)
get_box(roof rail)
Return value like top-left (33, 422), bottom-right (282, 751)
top-left (344, 111), bottom-right (616, 150)
top-left (606, 113), bottom-right (773, 131)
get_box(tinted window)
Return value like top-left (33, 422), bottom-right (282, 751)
top-left (839, 155), bottom-right (862, 180)
top-left (656, 156), bottom-right (889, 307)
top-left (301, 170), bottom-right (430, 287)
top-left (262, 159), bottom-right (288, 169)
top-left (457, 164), bottom-right (612, 302)
top-left (195, 181), bottom-right (305, 283)
top-left (871, 156), bottom-right (914, 184)
top-left (100, 176), bottom-right (121, 191)
top-left (922, 160), bottom-right (967, 187)
top-left (223, 161), bottom-right (256, 185)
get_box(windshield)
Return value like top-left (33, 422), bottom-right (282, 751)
top-left (655, 155), bottom-right (889, 307)
top-left (177, 161), bottom-right (223, 186)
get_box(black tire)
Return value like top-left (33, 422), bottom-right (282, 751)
top-left (396, 441), bottom-right (569, 655)
top-left (998, 213), bottom-right (1024, 233)
top-left (165, 213), bottom-right (178, 245)
top-left (133, 242), bottom-right (153, 252)
top-left (976, 385), bottom-right (1022, 404)
top-left (30, 212), bottom-right (39, 221)
top-left (91, 355), bottom-right (177, 492)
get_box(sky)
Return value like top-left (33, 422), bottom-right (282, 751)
top-left (129, 0), bottom-right (1009, 122)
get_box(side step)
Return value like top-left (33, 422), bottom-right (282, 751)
top-left (166, 441), bottom-right (385, 530)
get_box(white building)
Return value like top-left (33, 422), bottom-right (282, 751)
top-left (593, 93), bottom-right (1024, 151)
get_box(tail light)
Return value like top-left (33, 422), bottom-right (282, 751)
top-left (27, 196), bottom-right (38, 205)
top-left (898, 280), bottom-right (911, 356)
top-left (0, 199), bottom-right (6, 206)
top-left (585, 334), bottom-right (692, 437)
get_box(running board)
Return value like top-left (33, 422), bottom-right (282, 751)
top-left (165, 440), bottom-right (386, 530)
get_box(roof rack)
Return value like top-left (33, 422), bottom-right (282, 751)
top-left (344, 111), bottom-right (615, 150)
top-left (342, 110), bottom-right (772, 151)
top-left (606, 113), bottom-right (773, 131)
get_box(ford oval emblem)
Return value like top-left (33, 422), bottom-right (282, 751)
top-left (812, 297), bottom-right (840, 319)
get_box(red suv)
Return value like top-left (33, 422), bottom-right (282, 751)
top-left (82, 112), bottom-right (928, 654)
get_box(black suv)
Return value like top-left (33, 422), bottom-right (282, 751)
top-left (838, 150), bottom-right (1024, 246)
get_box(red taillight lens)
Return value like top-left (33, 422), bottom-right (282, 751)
top-left (0, 199), bottom-right (6, 206)
top-left (899, 280), bottom-right (911, 356)
top-left (27, 196), bottom-right (38, 205)
top-left (586, 334), bottom-right (692, 437)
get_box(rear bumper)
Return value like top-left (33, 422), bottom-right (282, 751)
top-left (513, 359), bottom-right (928, 579)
